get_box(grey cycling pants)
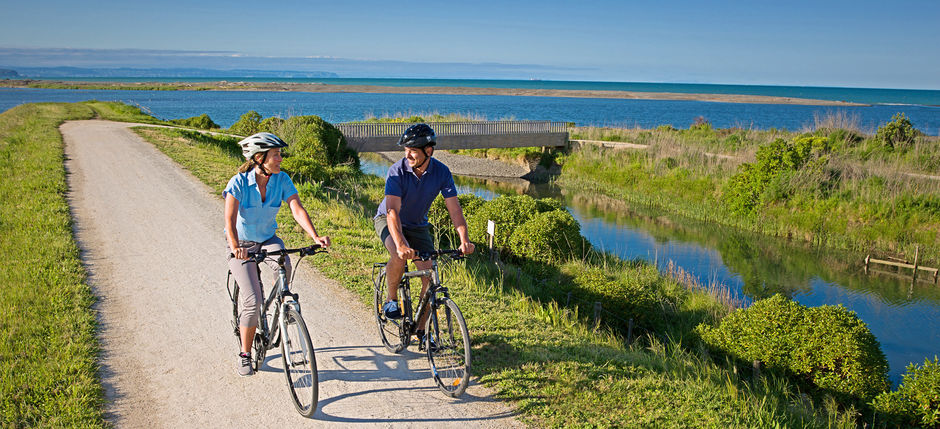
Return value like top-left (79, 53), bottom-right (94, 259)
top-left (228, 236), bottom-right (292, 328)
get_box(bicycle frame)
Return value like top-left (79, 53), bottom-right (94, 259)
top-left (398, 258), bottom-right (450, 338)
top-left (258, 253), bottom-right (300, 351)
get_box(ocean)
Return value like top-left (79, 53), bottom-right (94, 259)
top-left (2, 84), bottom-right (940, 135)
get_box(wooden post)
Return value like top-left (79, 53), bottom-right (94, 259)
top-left (912, 246), bottom-right (920, 282)
top-left (566, 291), bottom-right (572, 306)
top-left (752, 360), bottom-right (762, 380)
top-left (864, 254), bottom-right (870, 273)
top-left (593, 302), bottom-right (602, 329)
top-left (627, 318), bottom-right (634, 344)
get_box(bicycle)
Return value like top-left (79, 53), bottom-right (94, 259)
top-left (372, 249), bottom-right (471, 397)
top-left (226, 244), bottom-right (326, 417)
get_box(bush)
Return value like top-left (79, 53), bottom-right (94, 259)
top-left (876, 113), bottom-right (918, 149)
top-left (229, 110), bottom-right (262, 136)
top-left (871, 357), bottom-right (940, 428)
top-left (569, 267), bottom-right (663, 333)
top-left (259, 116), bottom-right (285, 133)
top-left (169, 113), bottom-right (218, 129)
top-left (697, 294), bottom-right (889, 401)
top-left (508, 209), bottom-right (588, 263)
top-left (279, 115), bottom-right (358, 168)
top-left (427, 193), bottom-right (486, 247)
top-left (467, 195), bottom-right (538, 248)
top-left (535, 197), bottom-right (565, 213)
top-left (723, 136), bottom-right (830, 215)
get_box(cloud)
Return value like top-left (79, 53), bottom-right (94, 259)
top-left (0, 47), bottom-right (590, 80)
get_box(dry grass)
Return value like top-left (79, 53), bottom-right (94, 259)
top-left (801, 110), bottom-right (870, 135)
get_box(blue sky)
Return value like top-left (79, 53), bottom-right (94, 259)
top-left (2, 0), bottom-right (938, 89)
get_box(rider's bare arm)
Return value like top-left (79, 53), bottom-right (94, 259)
top-left (286, 194), bottom-right (330, 247)
top-left (385, 195), bottom-right (415, 259)
top-left (444, 196), bottom-right (475, 255)
top-left (224, 194), bottom-right (248, 259)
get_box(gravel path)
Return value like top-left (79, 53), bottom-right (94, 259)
top-left (63, 120), bottom-right (521, 428)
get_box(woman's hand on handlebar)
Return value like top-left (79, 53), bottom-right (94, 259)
top-left (232, 247), bottom-right (249, 260)
top-left (313, 235), bottom-right (331, 248)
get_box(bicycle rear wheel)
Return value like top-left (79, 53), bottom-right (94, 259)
top-left (373, 269), bottom-right (406, 353)
top-left (280, 305), bottom-right (318, 417)
top-left (425, 297), bottom-right (471, 397)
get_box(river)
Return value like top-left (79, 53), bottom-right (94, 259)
top-left (362, 156), bottom-right (940, 385)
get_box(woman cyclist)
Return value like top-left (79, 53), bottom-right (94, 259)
top-left (224, 132), bottom-right (330, 376)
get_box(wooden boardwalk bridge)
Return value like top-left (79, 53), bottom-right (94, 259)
top-left (336, 121), bottom-right (569, 152)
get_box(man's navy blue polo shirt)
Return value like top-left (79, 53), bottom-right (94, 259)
top-left (375, 157), bottom-right (458, 228)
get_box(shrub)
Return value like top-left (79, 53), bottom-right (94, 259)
top-left (427, 193), bottom-right (486, 246)
top-left (169, 113), bottom-right (219, 129)
top-left (876, 113), bottom-right (918, 149)
top-left (723, 136), bottom-right (830, 215)
top-left (279, 115), bottom-right (358, 168)
top-left (569, 267), bottom-right (663, 333)
top-left (508, 209), bottom-right (588, 263)
top-left (259, 116), bottom-right (285, 133)
top-left (871, 357), bottom-right (940, 428)
top-left (697, 294), bottom-right (889, 401)
top-left (273, 115), bottom-right (359, 183)
top-left (229, 110), bottom-right (262, 136)
top-left (535, 197), bottom-right (565, 213)
top-left (467, 195), bottom-right (538, 248)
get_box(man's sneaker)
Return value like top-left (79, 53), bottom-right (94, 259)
top-left (382, 300), bottom-right (401, 319)
top-left (237, 352), bottom-right (253, 377)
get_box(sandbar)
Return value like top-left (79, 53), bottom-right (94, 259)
top-left (1, 79), bottom-right (866, 106)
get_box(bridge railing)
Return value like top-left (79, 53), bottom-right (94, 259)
top-left (336, 121), bottom-right (568, 138)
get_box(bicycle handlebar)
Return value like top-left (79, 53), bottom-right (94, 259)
top-left (231, 244), bottom-right (326, 263)
top-left (415, 249), bottom-right (464, 261)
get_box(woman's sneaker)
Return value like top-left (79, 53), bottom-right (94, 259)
top-left (382, 300), bottom-right (401, 319)
top-left (237, 352), bottom-right (253, 377)
top-left (416, 330), bottom-right (438, 352)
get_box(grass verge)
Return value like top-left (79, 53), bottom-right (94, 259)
top-left (0, 101), bottom-right (170, 426)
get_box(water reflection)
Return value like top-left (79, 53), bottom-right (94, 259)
top-left (360, 157), bottom-right (940, 383)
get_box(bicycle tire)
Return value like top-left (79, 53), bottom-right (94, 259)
top-left (230, 276), bottom-right (241, 345)
top-left (280, 305), bottom-right (318, 417)
top-left (425, 297), bottom-right (471, 397)
top-left (373, 269), bottom-right (406, 353)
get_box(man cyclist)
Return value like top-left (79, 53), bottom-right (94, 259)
top-left (374, 123), bottom-right (475, 346)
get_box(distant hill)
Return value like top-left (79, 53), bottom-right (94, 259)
top-left (0, 68), bottom-right (20, 78)
top-left (4, 66), bottom-right (338, 79)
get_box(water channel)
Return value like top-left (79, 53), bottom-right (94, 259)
top-left (361, 156), bottom-right (940, 385)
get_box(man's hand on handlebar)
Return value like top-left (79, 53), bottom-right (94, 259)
top-left (459, 241), bottom-right (475, 256)
top-left (396, 244), bottom-right (416, 261)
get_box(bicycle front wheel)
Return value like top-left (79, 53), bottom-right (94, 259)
top-left (425, 297), bottom-right (471, 397)
top-left (280, 305), bottom-right (318, 417)
top-left (373, 269), bottom-right (406, 353)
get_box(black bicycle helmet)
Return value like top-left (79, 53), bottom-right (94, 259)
top-left (397, 123), bottom-right (436, 148)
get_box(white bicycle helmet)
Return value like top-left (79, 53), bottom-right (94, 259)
top-left (239, 132), bottom-right (288, 160)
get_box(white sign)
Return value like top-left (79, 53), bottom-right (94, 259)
top-left (487, 220), bottom-right (495, 236)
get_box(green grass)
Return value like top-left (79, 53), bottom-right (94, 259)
top-left (559, 123), bottom-right (940, 264)
top-left (0, 101), bottom-right (175, 426)
top-left (0, 103), bottom-right (102, 426)
top-left (136, 125), bottom-right (865, 427)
